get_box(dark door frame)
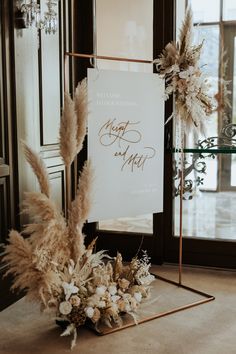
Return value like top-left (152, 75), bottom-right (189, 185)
top-left (0, 0), bottom-right (20, 310)
top-left (71, 0), bottom-right (175, 264)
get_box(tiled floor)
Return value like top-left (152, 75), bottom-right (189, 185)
top-left (100, 191), bottom-right (236, 240)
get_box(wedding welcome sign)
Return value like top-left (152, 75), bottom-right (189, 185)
top-left (88, 68), bottom-right (164, 222)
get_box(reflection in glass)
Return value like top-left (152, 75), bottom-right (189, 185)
top-left (189, 0), bottom-right (220, 23)
top-left (183, 27), bottom-right (220, 192)
top-left (175, 190), bottom-right (236, 240)
top-left (96, 0), bottom-right (154, 234)
top-left (223, 0), bottom-right (236, 20)
top-left (99, 214), bottom-right (153, 234)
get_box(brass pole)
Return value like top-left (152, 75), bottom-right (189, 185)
top-left (65, 51), bottom-right (153, 64)
top-left (178, 120), bottom-right (184, 285)
top-left (96, 296), bottom-right (214, 335)
top-left (64, 54), bottom-right (69, 93)
top-left (179, 147), bottom-right (184, 285)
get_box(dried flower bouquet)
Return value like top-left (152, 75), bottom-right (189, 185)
top-left (154, 7), bottom-right (215, 135)
top-left (3, 79), bottom-right (154, 349)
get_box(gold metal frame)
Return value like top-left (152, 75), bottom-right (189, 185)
top-left (64, 51), bottom-right (215, 335)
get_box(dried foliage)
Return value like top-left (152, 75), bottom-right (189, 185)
top-left (22, 142), bottom-right (50, 198)
top-left (68, 160), bottom-right (93, 261)
top-left (59, 93), bottom-right (78, 166)
top-left (57, 250), bottom-right (154, 349)
top-left (74, 78), bottom-right (88, 154)
top-left (154, 7), bottom-right (215, 135)
top-left (59, 80), bottom-right (88, 167)
top-left (3, 78), bottom-right (154, 350)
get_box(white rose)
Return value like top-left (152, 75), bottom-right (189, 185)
top-left (96, 285), bottom-right (106, 296)
top-left (111, 295), bottom-right (120, 303)
top-left (85, 306), bottom-right (95, 318)
top-left (134, 292), bottom-right (142, 303)
top-left (59, 301), bottom-right (72, 315)
top-left (98, 300), bottom-right (106, 308)
top-left (108, 285), bottom-right (117, 296)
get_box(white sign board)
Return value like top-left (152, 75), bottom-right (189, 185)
top-left (88, 69), bottom-right (164, 222)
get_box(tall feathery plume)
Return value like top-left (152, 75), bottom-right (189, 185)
top-left (22, 191), bottom-right (70, 268)
top-left (3, 230), bottom-right (63, 306)
top-left (74, 78), bottom-right (88, 154)
top-left (179, 7), bottom-right (192, 56)
top-left (22, 142), bottom-right (50, 198)
top-left (3, 230), bottom-right (33, 279)
top-left (68, 160), bottom-right (93, 260)
top-left (22, 191), bottom-right (60, 222)
top-left (59, 93), bottom-right (78, 215)
top-left (59, 93), bottom-right (78, 166)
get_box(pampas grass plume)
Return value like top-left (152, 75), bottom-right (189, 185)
top-left (74, 78), bottom-right (88, 154)
top-left (22, 142), bottom-right (50, 198)
top-left (60, 93), bottom-right (78, 166)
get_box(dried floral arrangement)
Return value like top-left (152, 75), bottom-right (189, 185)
top-left (3, 79), bottom-right (155, 349)
top-left (154, 7), bottom-right (215, 135)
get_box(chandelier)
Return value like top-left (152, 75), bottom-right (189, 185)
top-left (16, 0), bottom-right (58, 34)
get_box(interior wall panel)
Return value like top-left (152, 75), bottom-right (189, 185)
top-left (39, 0), bottom-right (62, 146)
top-left (15, 0), bottom-right (65, 218)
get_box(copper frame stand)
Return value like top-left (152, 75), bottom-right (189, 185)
top-left (64, 51), bottom-right (215, 336)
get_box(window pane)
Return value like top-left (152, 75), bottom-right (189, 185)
top-left (223, 0), bottom-right (236, 20)
top-left (193, 25), bottom-right (219, 84)
top-left (175, 191), bottom-right (236, 240)
top-left (189, 0), bottom-right (220, 23)
top-left (96, 0), bottom-right (154, 234)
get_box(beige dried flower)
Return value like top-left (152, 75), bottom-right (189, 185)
top-left (129, 285), bottom-right (148, 298)
top-left (117, 299), bottom-right (126, 312)
top-left (130, 297), bottom-right (138, 310)
top-left (118, 278), bottom-right (130, 290)
top-left (70, 295), bottom-right (81, 307)
top-left (59, 301), bottom-right (72, 315)
top-left (92, 308), bottom-right (101, 323)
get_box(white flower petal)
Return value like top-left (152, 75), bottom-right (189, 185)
top-left (85, 306), bottom-right (95, 318)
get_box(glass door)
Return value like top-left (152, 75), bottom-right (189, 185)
top-left (88, 0), bottom-right (175, 262)
top-left (221, 25), bottom-right (236, 190)
top-left (165, 0), bottom-right (236, 268)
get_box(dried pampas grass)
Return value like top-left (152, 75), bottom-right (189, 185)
top-left (74, 78), bottom-right (88, 154)
top-left (60, 80), bottom-right (88, 166)
top-left (68, 160), bottom-right (93, 260)
top-left (69, 160), bottom-right (93, 229)
top-left (22, 142), bottom-right (50, 198)
top-left (154, 7), bottom-right (215, 135)
top-left (60, 93), bottom-right (78, 166)
top-left (4, 77), bottom-right (91, 310)
top-left (179, 7), bottom-right (192, 55)
top-left (3, 77), bottom-right (155, 351)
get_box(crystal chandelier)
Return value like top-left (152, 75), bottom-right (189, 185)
top-left (16, 0), bottom-right (58, 34)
